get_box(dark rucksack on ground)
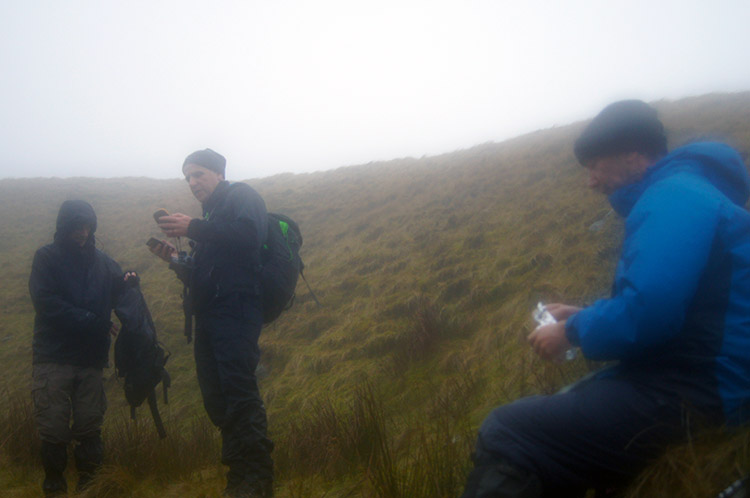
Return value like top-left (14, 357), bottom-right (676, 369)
top-left (260, 212), bottom-right (320, 324)
top-left (114, 282), bottom-right (171, 438)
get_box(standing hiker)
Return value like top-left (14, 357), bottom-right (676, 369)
top-left (149, 149), bottom-right (274, 497)
top-left (462, 100), bottom-right (750, 497)
top-left (29, 200), bottom-right (136, 495)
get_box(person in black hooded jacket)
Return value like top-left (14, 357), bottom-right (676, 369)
top-left (29, 200), bottom-right (134, 496)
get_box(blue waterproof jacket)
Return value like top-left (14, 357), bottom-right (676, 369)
top-left (565, 142), bottom-right (750, 424)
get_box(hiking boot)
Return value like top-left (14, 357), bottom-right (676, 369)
top-left (74, 436), bottom-right (102, 492)
top-left (41, 441), bottom-right (68, 496)
top-left (76, 471), bottom-right (95, 492)
top-left (42, 474), bottom-right (67, 497)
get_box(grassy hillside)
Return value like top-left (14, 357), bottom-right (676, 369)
top-left (1, 92), bottom-right (750, 497)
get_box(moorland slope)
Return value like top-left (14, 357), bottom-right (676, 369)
top-left (1, 92), bottom-right (749, 497)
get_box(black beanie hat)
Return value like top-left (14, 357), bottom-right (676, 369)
top-left (183, 148), bottom-right (226, 176)
top-left (574, 100), bottom-right (668, 165)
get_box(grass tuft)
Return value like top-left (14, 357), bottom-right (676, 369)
top-left (0, 389), bottom-right (39, 467)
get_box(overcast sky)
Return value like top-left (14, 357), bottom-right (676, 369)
top-left (1, 0), bottom-right (749, 180)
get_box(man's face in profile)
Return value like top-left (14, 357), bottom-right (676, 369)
top-left (183, 164), bottom-right (223, 203)
top-left (584, 151), bottom-right (650, 195)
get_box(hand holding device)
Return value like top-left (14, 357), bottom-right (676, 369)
top-left (156, 212), bottom-right (193, 238)
top-left (153, 209), bottom-right (170, 224)
top-left (146, 237), bottom-right (163, 249)
top-left (531, 302), bottom-right (578, 361)
top-left (146, 237), bottom-right (176, 262)
top-left (532, 302), bottom-right (557, 327)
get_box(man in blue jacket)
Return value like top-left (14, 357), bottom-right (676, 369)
top-left (462, 100), bottom-right (750, 497)
top-left (151, 149), bottom-right (273, 497)
top-left (29, 200), bottom-right (135, 495)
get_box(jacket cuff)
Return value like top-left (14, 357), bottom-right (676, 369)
top-left (565, 314), bottom-right (581, 347)
top-left (187, 218), bottom-right (210, 241)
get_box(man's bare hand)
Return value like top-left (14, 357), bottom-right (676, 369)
top-left (147, 239), bottom-right (177, 263)
top-left (528, 321), bottom-right (572, 362)
top-left (545, 303), bottom-right (583, 322)
top-left (109, 322), bottom-right (120, 337)
top-left (157, 213), bottom-right (193, 238)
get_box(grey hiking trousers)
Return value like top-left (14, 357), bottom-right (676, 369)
top-left (32, 363), bottom-right (107, 445)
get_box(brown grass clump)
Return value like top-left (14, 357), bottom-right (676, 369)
top-left (623, 427), bottom-right (750, 498)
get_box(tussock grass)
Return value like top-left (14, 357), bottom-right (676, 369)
top-left (275, 383), bottom-right (390, 481)
top-left (392, 295), bottom-right (458, 368)
top-left (0, 390), bottom-right (39, 467)
top-left (104, 411), bottom-right (220, 481)
top-left (623, 427), bottom-right (750, 498)
top-left (275, 380), bottom-right (476, 497)
top-left (76, 419), bottom-right (223, 498)
top-left (0, 389), bottom-right (221, 496)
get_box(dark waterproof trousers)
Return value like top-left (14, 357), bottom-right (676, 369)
top-left (194, 293), bottom-right (274, 492)
top-left (463, 375), bottom-right (718, 497)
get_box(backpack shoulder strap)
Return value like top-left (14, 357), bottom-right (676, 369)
top-left (147, 389), bottom-right (167, 439)
top-left (300, 269), bottom-right (322, 308)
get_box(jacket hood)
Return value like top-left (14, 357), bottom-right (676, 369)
top-left (609, 142), bottom-right (750, 216)
top-left (54, 200), bottom-right (98, 247)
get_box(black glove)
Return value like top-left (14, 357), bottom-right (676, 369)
top-left (123, 271), bottom-right (140, 288)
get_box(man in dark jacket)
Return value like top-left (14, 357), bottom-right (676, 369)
top-left (29, 200), bottom-right (134, 495)
top-left (151, 148), bottom-right (273, 497)
top-left (462, 101), bottom-right (750, 497)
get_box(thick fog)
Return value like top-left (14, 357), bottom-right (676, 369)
top-left (1, 0), bottom-right (749, 179)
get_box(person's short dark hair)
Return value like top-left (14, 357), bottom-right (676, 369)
top-left (183, 148), bottom-right (226, 176)
top-left (574, 100), bottom-right (668, 165)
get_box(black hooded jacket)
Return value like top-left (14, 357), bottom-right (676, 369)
top-left (29, 200), bottom-right (126, 368)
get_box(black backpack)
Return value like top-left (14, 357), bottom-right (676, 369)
top-left (114, 283), bottom-right (171, 438)
top-left (260, 213), bottom-right (319, 324)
